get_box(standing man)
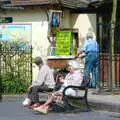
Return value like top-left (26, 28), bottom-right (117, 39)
top-left (22, 56), bottom-right (55, 108)
top-left (75, 33), bottom-right (99, 88)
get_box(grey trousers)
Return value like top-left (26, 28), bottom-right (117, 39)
top-left (28, 85), bottom-right (53, 103)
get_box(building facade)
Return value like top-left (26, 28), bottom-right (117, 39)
top-left (0, 0), bottom-right (96, 80)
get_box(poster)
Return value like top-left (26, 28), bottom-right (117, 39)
top-left (56, 31), bottom-right (73, 56)
top-left (0, 24), bottom-right (31, 43)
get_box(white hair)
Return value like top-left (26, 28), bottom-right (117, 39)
top-left (86, 32), bottom-right (93, 39)
top-left (68, 60), bottom-right (80, 69)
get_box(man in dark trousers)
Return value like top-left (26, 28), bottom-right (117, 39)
top-left (22, 56), bottom-right (55, 108)
top-left (75, 33), bottom-right (99, 88)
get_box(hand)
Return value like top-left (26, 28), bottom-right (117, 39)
top-left (28, 85), bottom-right (32, 91)
top-left (74, 51), bottom-right (82, 59)
top-left (80, 52), bottom-right (86, 59)
top-left (74, 55), bottom-right (78, 59)
top-left (59, 77), bottom-right (64, 83)
top-left (54, 91), bottom-right (63, 96)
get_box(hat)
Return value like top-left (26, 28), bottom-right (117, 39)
top-left (68, 60), bottom-right (80, 69)
top-left (34, 57), bottom-right (43, 66)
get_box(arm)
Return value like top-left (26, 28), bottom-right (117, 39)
top-left (75, 40), bottom-right (88, 59)
top-left (63, 71), bottom-right (83, 87)
top-left (47, 36), bottom-right (52, 43)
top-left (74, 50), bottom-right (84, 59)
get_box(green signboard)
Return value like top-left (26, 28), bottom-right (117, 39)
top-left (56, 31), bottom-right (74, 56)
top-left (0, 17), bottom-right (13, 23)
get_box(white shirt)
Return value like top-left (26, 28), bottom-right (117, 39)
top-left (32, 64), bottom-right (55, 88)
top-left (59, 69), bottom-right (83, 92)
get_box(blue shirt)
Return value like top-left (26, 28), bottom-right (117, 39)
top-left (81, 38), bottom-right (99, 53)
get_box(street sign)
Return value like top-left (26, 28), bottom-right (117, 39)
top-left (0, 17), bottom-right (13, 23)
top-left (0, 0), bottom-right (11, 4)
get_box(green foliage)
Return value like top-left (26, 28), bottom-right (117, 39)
top-left (2, 72), bottom-right (29, 94)
top-left (0, 41), bottom-right (32, 94)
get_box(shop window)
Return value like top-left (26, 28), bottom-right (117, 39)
top-left (47, 29), bottom-right (78, 57)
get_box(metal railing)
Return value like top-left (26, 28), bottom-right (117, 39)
top-left (99, 53), bottom-right (120, 90)
top-left (98, 22), bottom-right (120, 91)
top-left (47, 46), bottom-right (75, 56)
top-left (0, 41), bottom-right (32, 94)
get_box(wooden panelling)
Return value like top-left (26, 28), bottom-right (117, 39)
top-left (6, 0), bottom-right (89, 9)
top-left (47, 59), bottom-right (68, 69)
top-left (10, 0), bottom-right (58, 6)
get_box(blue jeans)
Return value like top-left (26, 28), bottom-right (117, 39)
top-left (84, 52), bottom-right (99, 88)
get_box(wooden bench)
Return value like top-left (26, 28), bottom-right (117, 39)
top-left (50, 76), bottom-right (91, 112)
top-left (38, 73), bottom-right (91, 112)
top-left (62, 77), bottom-right (91, 112)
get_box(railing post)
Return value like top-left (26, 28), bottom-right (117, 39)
top-left (109, 23), bottom-right (113, 91)
top-left (30, 45), bottom-right (32, 84)
top-left (0, 42), bottom-right (2, 101)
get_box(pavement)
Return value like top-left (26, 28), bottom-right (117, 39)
top-left (1, 89), bottom-right (120, 113)
top-left (88, 89), bottom-right (120, 113)
top-left (1, 101), bottom-right (120, 120)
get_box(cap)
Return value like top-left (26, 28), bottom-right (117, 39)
top-left (34, 57), bottom-right (43, 66)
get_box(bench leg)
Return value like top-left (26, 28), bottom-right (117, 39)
top-left (63, 96), bottom-right (75, 111)
top-left (85, 97), bottom-right (91, 111)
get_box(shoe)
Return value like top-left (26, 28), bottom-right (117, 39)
top-left (26, 103), bottom-right (33, 108)
top-left (33, 106), bottom-right (48, 114)
top-left (22, 98), bottom-right (31, 107)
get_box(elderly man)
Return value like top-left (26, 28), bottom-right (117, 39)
top-left (33, 60), bottom-right (83, 114)
top-left (75, 33), bottom-right (99, 88)
top-left (22, 56), bottom-right (55, 107)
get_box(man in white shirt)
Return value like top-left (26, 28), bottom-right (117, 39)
top-left (23, 57), bottom-right (55, 107)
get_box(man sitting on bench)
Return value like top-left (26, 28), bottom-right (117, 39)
top-left (22, 56), bottom-right (55, 108)
top-left (33, 60), bottom-right (83, 114)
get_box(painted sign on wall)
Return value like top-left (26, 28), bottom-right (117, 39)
top-left (0, 24), bottom-right (31, 43)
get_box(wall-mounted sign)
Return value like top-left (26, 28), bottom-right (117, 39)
top-left (0, 17), bottom-right (13, 23)
top-left (0, 24), bottom-right (32, 43)
top-left (0, 0), bottom-right (11, 4)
